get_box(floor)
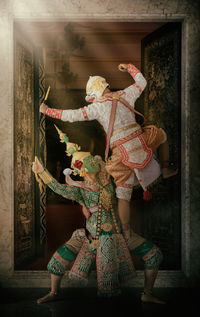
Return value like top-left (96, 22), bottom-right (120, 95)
top-left (0, 287), bottom-right (198, 317)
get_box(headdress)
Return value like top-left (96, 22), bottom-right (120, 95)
top-left (54, 125), bottom-right (100, 176)
top-left (85, 75), bottom-right (109, 102)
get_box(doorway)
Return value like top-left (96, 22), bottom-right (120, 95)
top-left (14, 21), bottom-right (181, 270)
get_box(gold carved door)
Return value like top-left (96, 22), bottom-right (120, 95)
top-left (14, 29), bottom-right (46, 269)
top-left (141, 23), bottom-right (181, 269)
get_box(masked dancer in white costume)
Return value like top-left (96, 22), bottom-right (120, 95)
top-left (40, 63), bottom-right (178, 239)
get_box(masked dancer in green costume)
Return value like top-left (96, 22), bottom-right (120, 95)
top-left (32, 126), bottom-right (165, 304)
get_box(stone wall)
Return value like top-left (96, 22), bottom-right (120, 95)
top-left (0, 0), bottom-right (199, 287)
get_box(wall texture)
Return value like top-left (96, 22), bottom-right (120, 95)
top-left (0, 0), bottom-right (199, 287)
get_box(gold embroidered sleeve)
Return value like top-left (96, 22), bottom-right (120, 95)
top-left (39, 169), bottom-right (85, 205)
top-left (39, 169), bottom-right (53, 184)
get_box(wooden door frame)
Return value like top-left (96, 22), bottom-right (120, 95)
top-left (141, 22), bottom-right (182, 270)
top-left (7, 15), bottom-right (190, 288)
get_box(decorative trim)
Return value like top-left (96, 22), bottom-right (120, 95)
top-left (105, 98), bottom-right (118, 160)
top-left (133, 83), bottom-right (142, 95)
top-left (128, 64), bottom-right (140, 78)
top-left (143, 245), bottom-right (159, 261)
top-left (45, 108), bottom-right (63, 119)
top-left (116, 182), bottom-right (133, 189)
top-left (38, 52), bottom-right (47, 247)
top-left (65, 175), bottom-right (99, 192)
top-left (93, 91), bottom-right (125, 103)
top-left (118, 134), bottom-right (153, 169)
top-left (70, 238), bottom-right (95, 280)
top-left (81, 107), bottom-right (89, 120)
top-left (39, 170), bottom-right (53, 184)
top-left (111, 129), bottom-right (142, 148)
top-left (54, 251), bottom-right (70, 266)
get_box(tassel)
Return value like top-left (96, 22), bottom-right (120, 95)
top-left (143, 189), bottom-right (152, 201)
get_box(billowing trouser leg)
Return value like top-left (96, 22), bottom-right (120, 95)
top-left (128, 233), bottom-right (164, 301)
top-left (37, 246), bottom-right (75, 304)
top-left (47, 228), bottom-right (86, 276)
top-left (130, 239), bottom-right (163, 270)
top-left (47, 244), bottom-right (77, 276)
top-left (135, 241), bottom-right (163, 295)
top-left (37, 229), bottom-right (85, 304)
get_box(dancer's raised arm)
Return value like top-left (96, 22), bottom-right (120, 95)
top-left (32, 158), bottom-right (84, 205)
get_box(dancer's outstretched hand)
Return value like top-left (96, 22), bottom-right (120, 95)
top-left (32, 157), bottom-right (44, 174)
top-left (118, 64), bottom-right (128, 72)
top-left (40, 103), bottom-right (48, 114)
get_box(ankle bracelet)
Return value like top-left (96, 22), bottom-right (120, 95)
top-left (142, 290), bottom-right (152, 296)
top-left (49, 291), bottom-right (58, 296)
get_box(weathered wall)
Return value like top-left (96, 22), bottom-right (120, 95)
top-left (0, 0), bottom-right (199, 287)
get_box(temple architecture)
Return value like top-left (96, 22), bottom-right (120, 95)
top-left (0, 0), bottom-right (199, 288)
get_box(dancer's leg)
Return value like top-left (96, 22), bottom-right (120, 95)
top-left (158, 140), bottom-right (178, 179)
top-left (106, 149), bottom-right (133, 238)
top-left (141, 269), bottom-right (166, 304)
top-left (128, 235), bottom-right (166, 304)
top-left (37, 274), bottom-right (63, 304)
top-left (118, 198), bottom-right (131, 239)
top-left (37, 242), bottom-right (78, 304)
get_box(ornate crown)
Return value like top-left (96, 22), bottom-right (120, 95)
top-left (54, 125), bottom-right (99, 176)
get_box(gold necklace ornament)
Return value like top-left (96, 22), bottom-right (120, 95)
top-left (84, 178), bottom-right (100, 188)
top-left (89, 180), bottom-right (120, 249)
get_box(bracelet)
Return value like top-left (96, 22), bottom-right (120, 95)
top-left (39, 170), bottom-right (53, 184)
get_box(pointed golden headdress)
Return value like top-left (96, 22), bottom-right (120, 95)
top-left (54, 125), bottom-right (99, 176)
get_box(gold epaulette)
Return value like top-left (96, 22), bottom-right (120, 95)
top-left (112, 93), bottom-right (120, 100)
top-left (39, 170), bottom-right (53, 184)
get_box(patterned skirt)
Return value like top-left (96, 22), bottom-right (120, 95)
top-left (47, 229), bottom-right (163, 296)
top-left (69, 232), bottom-right (136, 297)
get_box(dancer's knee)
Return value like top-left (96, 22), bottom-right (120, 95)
top-left (47, 256), bottom-right (66, 276)
top-left (47, 245), bottom-right (77, 276)
top-left (131, 240), bottom-right (163, 270)
top-left (144, 247), bottom-right (163, 270)
top-left (116, 186), bottom-right (132, 201)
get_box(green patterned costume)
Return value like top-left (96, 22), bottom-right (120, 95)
top-left (39, 165), bottom-right (163, 297)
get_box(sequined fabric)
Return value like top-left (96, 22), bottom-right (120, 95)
top-left (44, 169), bottom-right (137, 296)
top-left (106, 125), bottom-right (165, 200)
top-left (60, 64), bottom-right (147, 146)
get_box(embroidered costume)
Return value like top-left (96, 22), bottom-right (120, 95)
top-left (38, 166), bottom-right (163, 297)
top-left (34, 128), bottom-right (163, 298)
top-left (44, 64), bottom-right (167, 201)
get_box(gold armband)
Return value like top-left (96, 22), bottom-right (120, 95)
top-left (39, 170), bottom-right (53, 184)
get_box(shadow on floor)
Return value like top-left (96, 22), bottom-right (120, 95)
top-left (0, 287), bottom-right (198, 317)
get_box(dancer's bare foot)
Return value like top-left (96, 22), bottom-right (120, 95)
top-left (37, 291), bottom-right (59, 304)
top-left (141, 292), bottom-right (166, 304)
top-left (162, 167), bottom-right (178, 179)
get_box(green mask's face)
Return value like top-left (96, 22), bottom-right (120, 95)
top-left (83, 155), bottom-right (100, 173)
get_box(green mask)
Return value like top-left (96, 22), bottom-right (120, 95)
top-left (83, 155), bottom-right (100, 173)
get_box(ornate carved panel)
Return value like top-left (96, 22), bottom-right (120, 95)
top-left (34, 47), bottom-right (47, 253)
top-left (14, 33), bottom-right (35, 267)
top-left (141, 23), bottom-right (181, 269)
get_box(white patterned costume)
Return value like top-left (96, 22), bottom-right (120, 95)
top-left (45, 64), bottom-right (167, 201)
